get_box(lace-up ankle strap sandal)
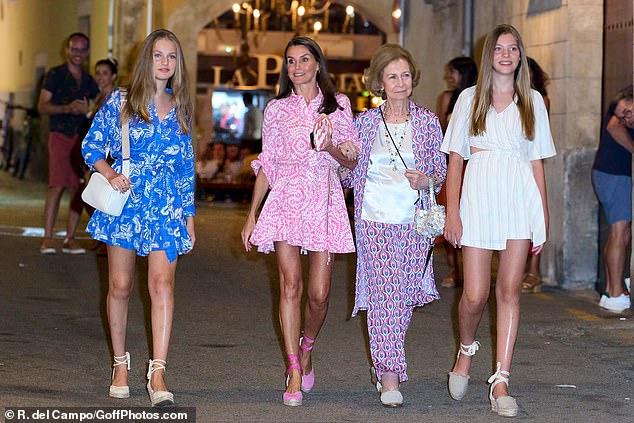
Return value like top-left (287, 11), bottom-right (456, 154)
top-left (283, 354), bottom-right (303, 406)
top-left (146, 359), bottom-right (174, 407)
top-left (488, 362), bottom-right (518, 417)
top-left (448, 340), bottom-right (481, 400)
top-left (109, 352), bottom-right (130, 399)
top-left (299, 335), bottom-right (315, 393)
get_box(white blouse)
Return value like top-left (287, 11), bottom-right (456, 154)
top-left (440, 86), bottom-right (556, 161)
top-left (361, 122), bottom-right (418, 224)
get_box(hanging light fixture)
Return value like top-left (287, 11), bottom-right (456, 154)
top-left (229, 1), bottom-right (362, 36)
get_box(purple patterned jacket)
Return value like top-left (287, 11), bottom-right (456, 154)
top-left (345, 101), bottom-right (447, 315)
top-left (344, 101), bottom-right (447, 221)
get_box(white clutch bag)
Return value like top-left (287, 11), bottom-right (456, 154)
top-left (82, 171), bottom-right (130, 216)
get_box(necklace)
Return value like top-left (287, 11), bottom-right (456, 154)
top-left (380, 104), bottom-right (411, 172)
top-left (382, 120), bottom-right (409, 171)
top-left (384, 102), bottom-right (410, 123)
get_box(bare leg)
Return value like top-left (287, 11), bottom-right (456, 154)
top-left (147, 251), bottom-right (177, 392)
top-left (604, 221), bottom-right (631, 297)
top-left (107, 246), bottom-right (137, 387)
top-left (381, 373), bottom-right (400, 391)
top-left (66, 187), bottom-right (84, 239)
top-left (493, 239), bottom-right (530, 398)
top-left (446, 241), bottom-right (460, 282)
top-left (43, 186), bottom-right (64, 239)
top-left (452, 246), bottom-right (492, 376)
top-left (299, 251), bottom-right (333, 374)
top-left (275, 242), bottom-right (303, 394)
top-left (526, 252), bottom-right (541, 277)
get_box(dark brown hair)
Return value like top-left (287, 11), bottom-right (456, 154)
top-left (275, 36), bottom-right (340, 115)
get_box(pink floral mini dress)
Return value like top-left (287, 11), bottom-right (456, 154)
top-left (250, 90), bottom-right (357, 254)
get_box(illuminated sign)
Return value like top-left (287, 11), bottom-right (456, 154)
top-left (203, 53), bottom-right (366, 93)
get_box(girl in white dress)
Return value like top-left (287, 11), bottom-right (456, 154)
top-left (441, 24), bottom-right (556, 417)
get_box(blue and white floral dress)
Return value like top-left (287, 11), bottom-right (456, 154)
top-left (82, 89), bottom-right (195, 262)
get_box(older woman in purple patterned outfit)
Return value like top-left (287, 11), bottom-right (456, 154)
top-left (343, 44), bottom-right (446, 407)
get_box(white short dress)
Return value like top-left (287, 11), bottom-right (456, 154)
top-left (440, 86), bottom-right (556, 250)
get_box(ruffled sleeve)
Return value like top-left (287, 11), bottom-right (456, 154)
top-left (440, 87), bottom-right (474, 160)
top-left (251, 100), bottom-right (279, 188)
top-left (528, 90), bottom-right (556, 161)
top-left (331, 94), bottom-right (359, 148)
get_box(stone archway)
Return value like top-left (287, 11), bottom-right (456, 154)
top-left (168, 0), bottom-right (395, 91)
top-left (166, 0), bottom-right (394, 149)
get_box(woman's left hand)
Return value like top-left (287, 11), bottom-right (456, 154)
top-left (530, 212), bottom-right (549, 255)
top-left (186, 217), bottom-right (196, 252)
top-left (404, 170), bottom-right (433, 191)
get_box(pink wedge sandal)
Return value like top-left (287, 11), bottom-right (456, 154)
top-left (283, 354), bottom-right (303, 406)
top-left (299, 335), bottom-right (315, 393)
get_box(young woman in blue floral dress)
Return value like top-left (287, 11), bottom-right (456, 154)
top-left (82, 29), bottom-right (195, 407)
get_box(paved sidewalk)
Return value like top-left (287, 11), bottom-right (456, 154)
top-left (0, 172), bottom-right (633, 422)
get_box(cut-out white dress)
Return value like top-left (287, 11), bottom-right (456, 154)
top-left (440, 86), bottom-right (556, 250)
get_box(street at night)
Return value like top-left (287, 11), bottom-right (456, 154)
top-left (1, 172), bottom-right (632, 422)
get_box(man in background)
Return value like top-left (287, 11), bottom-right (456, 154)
top-left (38, 32), bottom-right (99, 255)
top-left (592, 85), bottom-right (634, 312)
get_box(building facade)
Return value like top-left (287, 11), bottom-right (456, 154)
top-left (0, 0), bottom-right (632, 290)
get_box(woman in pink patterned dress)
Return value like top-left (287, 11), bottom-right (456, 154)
top-left (241, 36), bottom-right (358, 407)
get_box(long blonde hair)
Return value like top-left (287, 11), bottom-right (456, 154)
top-left (121, 29), bottom-right (192, 134)
top-left (470, 24), bottom-right (535, 140)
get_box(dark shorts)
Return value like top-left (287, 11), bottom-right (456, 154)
top-left (48, 132), bottom-right (84, 188)
top-left (592, 170), bottom-right (632, 224)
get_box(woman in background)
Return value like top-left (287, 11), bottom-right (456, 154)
top-left (86, 58), bottom-right (118, 254)
top-left (522, 57), bottom-right (551, 292)
top-left (438, 57), bottom-right (478, 132)
top-left (436, 56), bottom-right (478, 288)
top-left (94, 58), bottom-right (118, 112)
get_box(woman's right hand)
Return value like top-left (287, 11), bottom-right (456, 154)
top-left (443, 211), bottom-right (463, 248)
top-left (108, 173), bottom-right (132, 193)
top-left (338, 141), bottom-right (359, 160)
top-left (241, 216), bottom-right (256, 252)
